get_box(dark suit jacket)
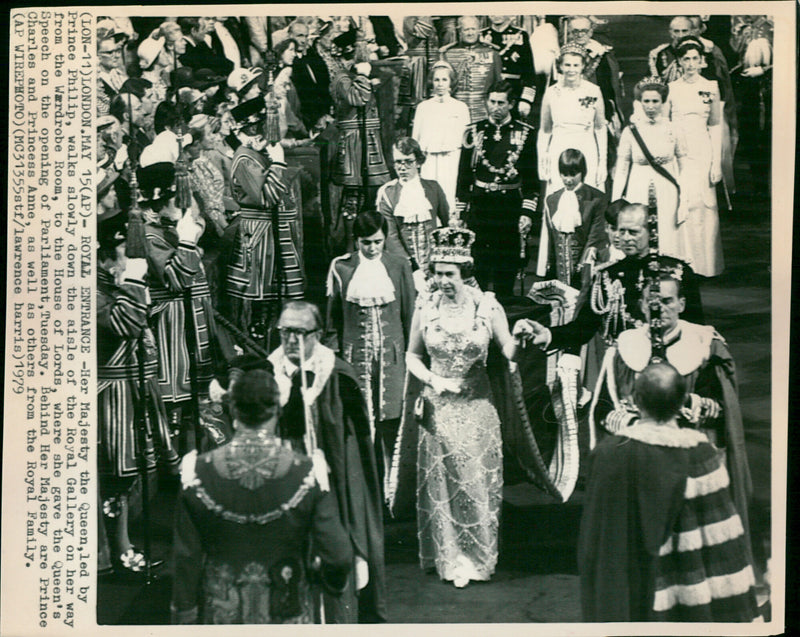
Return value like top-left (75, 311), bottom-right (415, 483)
top-left (543, 183), bottom-right (608, 282)
top-left (180, 39), bottom-right (234, 76)
top-left (376, 177), bottom-right (449, 266)
top-left (293, 45), bottom-right (333, 129)
top-left (325, 251), bottom-right (416, 422)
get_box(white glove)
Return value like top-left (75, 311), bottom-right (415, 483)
top-left (741, 66), bottom-right (765, 78)
top-left (208, 378), bottom-right (227, 403)
top-left (180, 450), bottom-right (200, 489)
top-left (176, 211), bottom-right (204, 245)
top-left (430, 373), bottom-right (461, 395)
top-left (122, 257), bottom-right (148, 281)
top-left (113, 145), bottom-right (129, 171)
top-left (265, 142), bottom-right (285, 165)
top-left (355, 556), bottom-right (369, 590)
top-left (518, 101), bottom-right (531, 118)
top-left (355, 62), bottom-right (372, 77)
top-left (518, 215), bottom-right (533, 235)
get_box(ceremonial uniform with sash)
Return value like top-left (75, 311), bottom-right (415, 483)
top-left (480, 24), bottom-right (540, 116)
top-left (442, 41), bottom-right (503, 123)
top-left (456, 116), bottom-right (538, 296)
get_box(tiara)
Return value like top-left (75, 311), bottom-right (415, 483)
top-left (559, 42), bottom-right (587, 58)
top-left (635, 75), bottom-right (667, 92)
top-left (430, 221), bottom-right (475, 264)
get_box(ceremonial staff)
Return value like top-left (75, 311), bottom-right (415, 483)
top-left (645, 181), bottom-right (666, 362)
top-left (297, 332), bottom-right (328, 625)
top-left (174, 93), bottom-right (203, 452)
top-left (121, 41), bottom-right (158, 583)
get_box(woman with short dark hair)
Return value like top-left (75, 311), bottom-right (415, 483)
top-left (171, 368), bottom-right (353, 624)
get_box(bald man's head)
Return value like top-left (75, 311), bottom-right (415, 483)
top-left (633, 362), bottom-right (687, 423)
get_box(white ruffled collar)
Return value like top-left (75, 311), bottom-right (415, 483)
top-left (552, 188), bottom-right (583, 233)
top-left (394, 176), bottom-right (432, 223)
top-left (343, 252), bottom-right (396, 307)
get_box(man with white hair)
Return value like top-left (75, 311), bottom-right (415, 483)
top-left (442, 16), bottom-right (503, 123)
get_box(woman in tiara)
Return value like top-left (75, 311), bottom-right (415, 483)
top-left (667, 36), bottom-right (724, 277)
top-left (411, 60), bottom-right (471, 211)
top-left (396, 223), bottom-right (534, 588)
top-left (612, 76), bottom-right (683, 258)
top-left (538, 42), bottom-right (607, 195)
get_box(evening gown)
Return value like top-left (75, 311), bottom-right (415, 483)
top-left (614, 115), bottom-right (682, 258)
top-left (668, 77), bottom-right (724, 277)
top-left (416, 287), bottom-right (503, 586)
top-left (542, 79), bottom-right (605, 194)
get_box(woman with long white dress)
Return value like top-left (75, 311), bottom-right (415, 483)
top-left (612, 76), bottom-right (683, 258)
top-left (667, 37), bottom-right (724, 277)
top-left (412, 61), bottom-right (470, 211)
top-left (401, 224), bottom-right (533, 588)
top-left (538, 43), bottom-right (607, 195)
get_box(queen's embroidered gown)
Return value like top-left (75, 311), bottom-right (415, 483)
top-left (416, 287), bottom-right (503, 585)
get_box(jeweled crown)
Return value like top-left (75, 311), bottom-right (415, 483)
top-left (430, 221), bottom-right (476, 264)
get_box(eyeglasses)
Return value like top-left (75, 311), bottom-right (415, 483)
top-left (570, 29), bottom-right (591, 35)
top-left (394, 158), bottom-right (417, 167)
top-left (277, 326), bottom-right (319, 338)
top-left (99, 47), bottom-right (123, 56)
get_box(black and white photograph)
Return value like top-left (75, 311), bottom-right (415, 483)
top-left (2, 3), bottom-right (793, 635)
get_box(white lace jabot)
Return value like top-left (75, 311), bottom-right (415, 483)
top-left (551, 189), bottom-right (582, 233)
top-left (394, 176), bottom-right (432, 223)
top-left (345, 253), bottom-right (396, 307)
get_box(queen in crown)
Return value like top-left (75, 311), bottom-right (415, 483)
top-left (395, 221), bottom-right (535, 588)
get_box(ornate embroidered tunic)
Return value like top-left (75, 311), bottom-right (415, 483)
top-left (171, 433), bottom-right (352, 624)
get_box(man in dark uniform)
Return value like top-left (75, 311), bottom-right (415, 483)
top-left (529, 203), bottom-right (703, 351)
top-left (456, 80), bottom-right (539, 297)
top-left (480, 16), bottom-right (541, 121)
